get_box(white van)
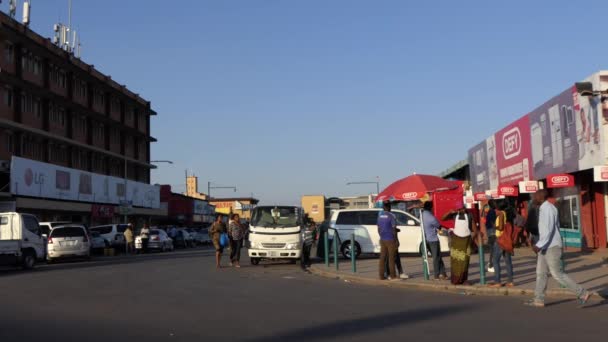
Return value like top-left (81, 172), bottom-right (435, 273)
top-left (0, 212), bottom-right (46, 269)
top-left (329, 209), bottom-right (450, 258)
top-left (248, 206), bottom-right (314, 266)
top-left (90, 224), bottom-right (128, 249)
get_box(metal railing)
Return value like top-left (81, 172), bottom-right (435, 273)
top-left (323, 228), bottom-right (357, 273)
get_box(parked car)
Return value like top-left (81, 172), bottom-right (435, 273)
top-left (89, 231), bottom-right (109, 253)
top-left (89, 224), bottom-right (128, 249)
top-left (192, 228), bottom-right (212, 245)
top-left (173, 229), bottom-right (195, 248)
top-left (135, 229), bottom-right (174, 252)
top-left (0, 212), bottom-right (46, 270)
top-left (47, 225), bottom-right (91, 262)
top-left (38, 221), bottom-right (71, 238)
top-left (329, 209), bottom-right (450, 259)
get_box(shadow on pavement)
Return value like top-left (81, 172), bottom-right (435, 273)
top-left (0, 248), bottom-right (215, 278)
top-left (246, 305), bottom-right (470, 342)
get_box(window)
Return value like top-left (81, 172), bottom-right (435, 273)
top-left (336, 211), bottom-right (359, 225)
top-left (33, 98), bottom-right (41, 118)
top-left (22, 215), bottom-right (40, 234)
top-left (94, 90), bottom-right (105, 108)
top-left (4, 41), bottom-right (14, 64)
top-left (125, 106), bottom-right (134, 122)
top-left (394, 212), bottom-right (417, 226)
top-left (111, 97), bottom-right (120, 113)
top-left (20, 92), bottom-right (33, 113)
top-left (92, 226), bottom-right (112, 235)
top-left (5, 132), bottom-right (14, 153)
top-left (49, 104), bottom-right (66, 127)
top-left (73, 78), bottom-right (87, 99)
top-left (359, 211), bottom-right (380, 225)
top-left (94, 123), bottom-right (105, 142)
top-left (3, 86), bottom-right (13, 107)
top-left (50, 227), bottom-right (86, 238)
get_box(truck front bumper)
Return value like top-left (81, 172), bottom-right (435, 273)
top-left (248, 249), bottom-right (301, 259)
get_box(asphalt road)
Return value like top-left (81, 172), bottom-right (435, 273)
top-left (0, 247), bottom-right (605, 341)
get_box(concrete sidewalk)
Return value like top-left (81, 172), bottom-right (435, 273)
top-left (309, 248), bottom-right (608, 299)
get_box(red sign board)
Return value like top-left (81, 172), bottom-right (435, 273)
top-left (91, 204), bottom-right (115, 218)
top-left (518, 181), bottom-right (540, 194)
top-left (495, 116), bottom-right (533, 185)
top-left (498, 185), bottom-right (519, 197)
top-left (474, 192), bottom-right (487, 201)
top-left (547, 174), bottom-right (575, 188)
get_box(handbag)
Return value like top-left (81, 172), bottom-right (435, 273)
top-left (219, 233), bottom-right (230, 247)
top-left (497, 222), bottom-right (514, 253)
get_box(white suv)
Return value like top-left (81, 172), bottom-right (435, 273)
top-left (329, 209), bottom-right (450, 258)
top-left (89, 224), bottom-right (128, 249)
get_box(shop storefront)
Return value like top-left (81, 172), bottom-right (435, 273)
top-left (468, 71), bottom-right (608, 250)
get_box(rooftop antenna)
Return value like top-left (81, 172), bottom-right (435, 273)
top-left (22, 0), bottom-right (31, 27)
top-left (9, 0), bottom-right (17, 18)
top-left (52, 0), bottom-right (81, 56)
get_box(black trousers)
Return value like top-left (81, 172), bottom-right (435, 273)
top-left (141, 238), bottom-right (149, 254)
top-left (230, 239), bottom-right (242, 262)
top-left (488, 235), bottom-right (496, 268)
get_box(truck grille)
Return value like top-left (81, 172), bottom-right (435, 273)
top-left (261, 243), bottom-right (286, 249)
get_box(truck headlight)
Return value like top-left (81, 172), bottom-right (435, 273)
top-left (250, 241), bottom-right (259, 249)
top-left (286, 243), bottom-right (300, 250)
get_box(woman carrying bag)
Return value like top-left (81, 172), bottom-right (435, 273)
top-left (229, 214), bottom-right (245, 268)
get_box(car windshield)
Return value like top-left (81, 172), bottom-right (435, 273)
top-left (91, 231), bottom-right (100, 237)
top-left (150, 230), bottom-right (160, 235)
top-left (251, 206), bottom-right (300, 227)
top-left (51, 227), bottom-right (85, 237)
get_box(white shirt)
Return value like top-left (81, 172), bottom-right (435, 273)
top-left (536, 201), bottom-right (563, 250)
top-left (453, 214), bottom-right (471, 238)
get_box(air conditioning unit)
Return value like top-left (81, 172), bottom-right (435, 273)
top-left (0, 160), bottom-right (10, 173)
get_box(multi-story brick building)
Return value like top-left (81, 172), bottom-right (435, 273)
top-left (0, 12), bottom-right (165, 224)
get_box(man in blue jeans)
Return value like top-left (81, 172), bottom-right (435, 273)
top-left (525, 190), bottom-right (593, 307)
top-left (422, 202), bottom-right (447, 280)
top-left (485, 201), bottom-right (497, 273)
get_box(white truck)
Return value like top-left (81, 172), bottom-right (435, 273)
top-left (0, 212), bottom-right (46, 269)
top-left (248, 206), bottom-right (314, 266)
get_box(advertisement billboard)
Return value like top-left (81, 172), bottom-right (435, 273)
top-left (10, 156), bottom-right (160, 208)
top-left (468, 140), bottom-right (491, 192)
top-left (494, 115), bottom-right (533, 186)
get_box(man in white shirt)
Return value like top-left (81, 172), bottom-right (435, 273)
top-left (526, 190), bottom-right (593, 307)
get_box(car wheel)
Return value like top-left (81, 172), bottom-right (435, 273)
top-left (250, 258), bottom-right (260, 266)
top-left (22, 251), bottom-right (36, 270)
top-left (340, 241), bottom-right (361, 259)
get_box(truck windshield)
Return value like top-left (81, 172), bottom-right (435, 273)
top-left (251, 207), bottom-right (300, 227)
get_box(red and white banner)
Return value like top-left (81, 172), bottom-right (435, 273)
top-left (498, 185), bottom-right (519, 197)
top-left (474, 192), bottom-right (488, 201)
top-left (594, 166), bottom-right (608, 182)
top-left (518, 181), bottom-right (540, 193)
top-left (546, 174), bottom-right (575, 188)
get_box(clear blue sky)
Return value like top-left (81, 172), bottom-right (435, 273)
top-left (14, 0), bottom-right (608, 204)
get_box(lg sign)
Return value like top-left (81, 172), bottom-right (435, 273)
top-left (502, 127), bottom-right (521, 160)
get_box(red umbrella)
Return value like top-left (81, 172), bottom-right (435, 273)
top-left (376, 174), bottom-right (460, 202)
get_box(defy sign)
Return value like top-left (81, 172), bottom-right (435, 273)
top-left (498, 185), bottom-right (519, 197)
top-left (495, 116), bottom-right (533, 185)
top-left (547, 174), bottom-right (575, 188)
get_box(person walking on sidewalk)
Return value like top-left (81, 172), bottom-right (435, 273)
top-left (377, 202), bottom-right (398, 281)
top-left (525, 190), bottom-right (594, 307)
top-left (139, 224), bottom-right (150, 254)
top-left (525, 201), bottom-right (540, 246)
top-left (489, 203), bottom-right (514, 288)
top-left (442, 203), bottom-right (477, 285)
top-left (210, 216), bottom-right (227, 269)
top-left (124, 223), bottom-right (134, 255)
top-left (422, 201), bottom-right (447, 281)
top-left (485, 200), bottom-right (498, 273)
top-left (228, 214), bottom-right (244, 268)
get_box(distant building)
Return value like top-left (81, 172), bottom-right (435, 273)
top-left (208, 197), bottom-right (259, 220)
top-left (0, 11), bottom-right (164, 225)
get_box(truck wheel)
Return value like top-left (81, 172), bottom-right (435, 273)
top-left (250, 258), bottom-right (260, 266)
top-left (22, 251), bottom-right (36, 270)
top-left (340, 241), bottom-right (361, 259)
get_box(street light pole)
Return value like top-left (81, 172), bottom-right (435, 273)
top-left (207, 182), bottom-right (237, 199)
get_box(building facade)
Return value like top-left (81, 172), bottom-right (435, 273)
top-left (159, 185), bottom-right (215, 227)
top-left (464, 71), bottom-right (608, 250)
top-left (0, 12), bottom-right (164, 225)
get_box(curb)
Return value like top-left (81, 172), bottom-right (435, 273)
top-left (309, 265), bottom-right (578, 299)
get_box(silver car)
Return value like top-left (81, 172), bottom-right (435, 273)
top-left (135, 229), bottom-right (174, 252)
top-left (47, 225), bottom-right (91, 262)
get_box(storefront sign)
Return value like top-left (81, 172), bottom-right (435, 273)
top-left (518, 181), bottom-right (540, 193)
top-left (495, 116), bottom-right (533, 186)
top-left (547, 174), bottom-right (575, 188)
top-left (498, 185), bottom-right (519, 197)
top-left (474, 192), bottom-right (488, 201)
top-left (593, 166), bottom-right (608, 182)
top-left (10, 156), bottom-right (160, 208)
top-left (91, 204), bottom-right (115, 218)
